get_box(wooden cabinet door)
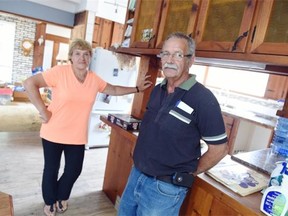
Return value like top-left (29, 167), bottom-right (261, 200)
top-left (92, 17), bottom-right (113, 49)
top-left (102, 128), bottom-right (134, 204)
top-left (222, 113), bottom-right (239, 155)
top-left (130, 0), bottom-right (163, 48)
top-left (180, 185), bottom-right (213, 215)
top-left (92, 17), bottom-right (101, 47)
top-left (248, 0), bottom-right (288, 55)
top-left (99, 19), bottom-right (113, 49)
top-left (155, 0), bottom-right (200, 48)
top-left (264, 74), bottom-right (288, 100)
top-left (195, 0), bottom-right (256, 53)
top-left (111, 22), bottom-right (125, 47)
top-left (210, 198), bottom-right (243, 215)
top-left (71, 11), bottom-right (88, 40)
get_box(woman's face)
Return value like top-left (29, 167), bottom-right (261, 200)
top-left (70, 49), bottom-right (91, 70)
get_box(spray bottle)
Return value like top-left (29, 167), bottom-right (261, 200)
top-left (260, 161), bottom-right (288, 216)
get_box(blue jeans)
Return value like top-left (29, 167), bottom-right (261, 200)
top-left (117, 166), bottom-right (188, 216)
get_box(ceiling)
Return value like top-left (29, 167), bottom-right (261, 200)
top-left (25, 0), bottom-right (88, 13)
top-left (24, 0), bottom-right (128, 14)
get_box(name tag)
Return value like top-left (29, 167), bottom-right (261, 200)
top-left (176, 101), bottom-right (193, 114)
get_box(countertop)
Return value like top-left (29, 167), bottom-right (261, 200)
top-left (221, 105), bottom-right (277, 129)
top-left (231, 149), bottom-right (286, 176)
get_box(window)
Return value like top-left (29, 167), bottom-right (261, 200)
top-left (0, 20), bottom-right (15, 83)
top-left (190, 65), bottom-right (269, 97)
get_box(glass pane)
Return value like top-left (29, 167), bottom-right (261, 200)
top-left (162, 0), bottom-right (194, 39)
top-left (203, 0), bottom-right (246, 41)
top-left (205, 67), bottom-right (269, 97)
top-left (264, 0), bottom-right (288, 43)
top-left (135, 0), bottom-right (159, 41)
top-left (43, 40), bottom-right (54, 70)
top-left (0, 20), bottom-right (15, 83)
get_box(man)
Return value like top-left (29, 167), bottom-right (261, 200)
top-left (117, 32), bottom-right (228, 216)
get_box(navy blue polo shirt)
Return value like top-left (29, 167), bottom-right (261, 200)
top-left (133, 74), bottom-right (227, 177)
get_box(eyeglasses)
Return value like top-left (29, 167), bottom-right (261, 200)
top-left (157, 52), bottom-right (193, 61)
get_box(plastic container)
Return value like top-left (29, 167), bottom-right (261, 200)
top-left (272, 117), bottom-right (288, 157)
top-left (269, 161), bottom-right (287, 187)
top-left (261, 161), bottom-right (288, 216)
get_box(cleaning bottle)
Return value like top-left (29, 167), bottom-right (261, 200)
top-left (269, 161), bottom-right (287, 187)
top-left (260, 161), bottom-right (288, 216)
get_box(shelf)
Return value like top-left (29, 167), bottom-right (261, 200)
top-left (108, 46), bottom-right (160, 56)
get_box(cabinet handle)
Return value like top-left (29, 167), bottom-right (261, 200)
top-left (149, 34), bottom-right (155, 41)
top-left (251, 25), bottom-right (257, 43)
top-left (231, 30), bottom-right (249, 52)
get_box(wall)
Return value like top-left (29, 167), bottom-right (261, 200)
top-left (96, 0), bottom-right (128, 24)
top-left (0, 0), bottom-right (75, 27)
top-left (0, 13), bottom-right (36, 83)
top-left (233, 120), bottom-right (273, 153)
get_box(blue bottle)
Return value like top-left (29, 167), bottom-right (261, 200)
top-left (272, 117), bottom-right (288, 157)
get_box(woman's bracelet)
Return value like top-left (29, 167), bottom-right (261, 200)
top-left (136, 86), bottom-right (140, 93)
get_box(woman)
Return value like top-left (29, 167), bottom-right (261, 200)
top-left (23, 39), bottom-right (152, 216)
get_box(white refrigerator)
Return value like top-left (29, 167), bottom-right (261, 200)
top-left (86, 48), bottom-right (137, 149)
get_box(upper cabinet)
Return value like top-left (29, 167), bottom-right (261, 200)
top-left (129, 0), bottom-right (200, 49)
top-left (248, 0), bottom-right (288, 56)
top-left (129, 0), bottom-right (163, 48)
top-left (194, 0), bottom-right (256, 53)
top-left (155, 0), bottom-right (200, 48)
top-left (194, 0), bottom-right (288, 66)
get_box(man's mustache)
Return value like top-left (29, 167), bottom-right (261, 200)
top-left (163, 63), bottom-right (178, 70)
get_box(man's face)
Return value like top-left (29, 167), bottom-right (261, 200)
top-left (160, 38), bottom-right (193, 80)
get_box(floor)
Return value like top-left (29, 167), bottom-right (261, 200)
top-left (0, 101), bottom-right (41, 132)
top-left (0, 132), bottom-right (117, 216)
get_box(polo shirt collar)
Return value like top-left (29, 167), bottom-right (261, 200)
top-left (160, 74), bottom-right (197, 91)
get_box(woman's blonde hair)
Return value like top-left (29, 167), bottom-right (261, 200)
top-left (68, 39), bottom-right (92, 61)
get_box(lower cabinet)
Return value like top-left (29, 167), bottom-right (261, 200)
top-left (102, 118), bottom-right (136, 204)
top-left (180, 186), bottom-right (243, 215)
top-left (101, 117), bottom-right (263, 215)
top-left (222, 113), bottom-right (240, 155)
top-left (180, 173), bottom-right (263, 216)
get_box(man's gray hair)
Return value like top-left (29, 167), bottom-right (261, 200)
top-left (165, 32), bottom-right (196, 55)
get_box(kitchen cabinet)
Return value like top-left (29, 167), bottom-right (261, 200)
top-left (71, 11), bottom-right (88, 40)
top-left (129, 0), bottom-right (163, 48)
top-left (264, 74), bottom-right (288, 101)
top-left (92, 17), bottom-right (101, 47)
top-left (194, 0), bottom-right (288, 66)
top-left (222, 113), bottom-right (240, 155)
top-left (0, 191), bottom-right (14, 216)
top-left (129, 0), bottom-right (200, 49)
top-left (93, 17), bottom-right (124, 49)
top-left (180, 170), bottom-right (264, 216)
top-left (101, 117), bottom-right (264, 215)
top-left (277, 90), bottom-right (288, 118)
top-left (92, 17), bottom-right (113, 49)
top-left (111, 22), bottom-right (125, 47)
top-left (248, 0), bottom-right (288, 56)
top-left (155, 0), bottom-right (200, 48)
top-left (195, 0), bottom-right (256, 53)
top-left (101, 116), bottom-right (137, 204)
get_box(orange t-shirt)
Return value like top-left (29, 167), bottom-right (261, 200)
top-left (40, 65), bottom-right (107, 145)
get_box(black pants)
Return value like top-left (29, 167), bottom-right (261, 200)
top-left (42, 138), bottom-right (85, 205)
